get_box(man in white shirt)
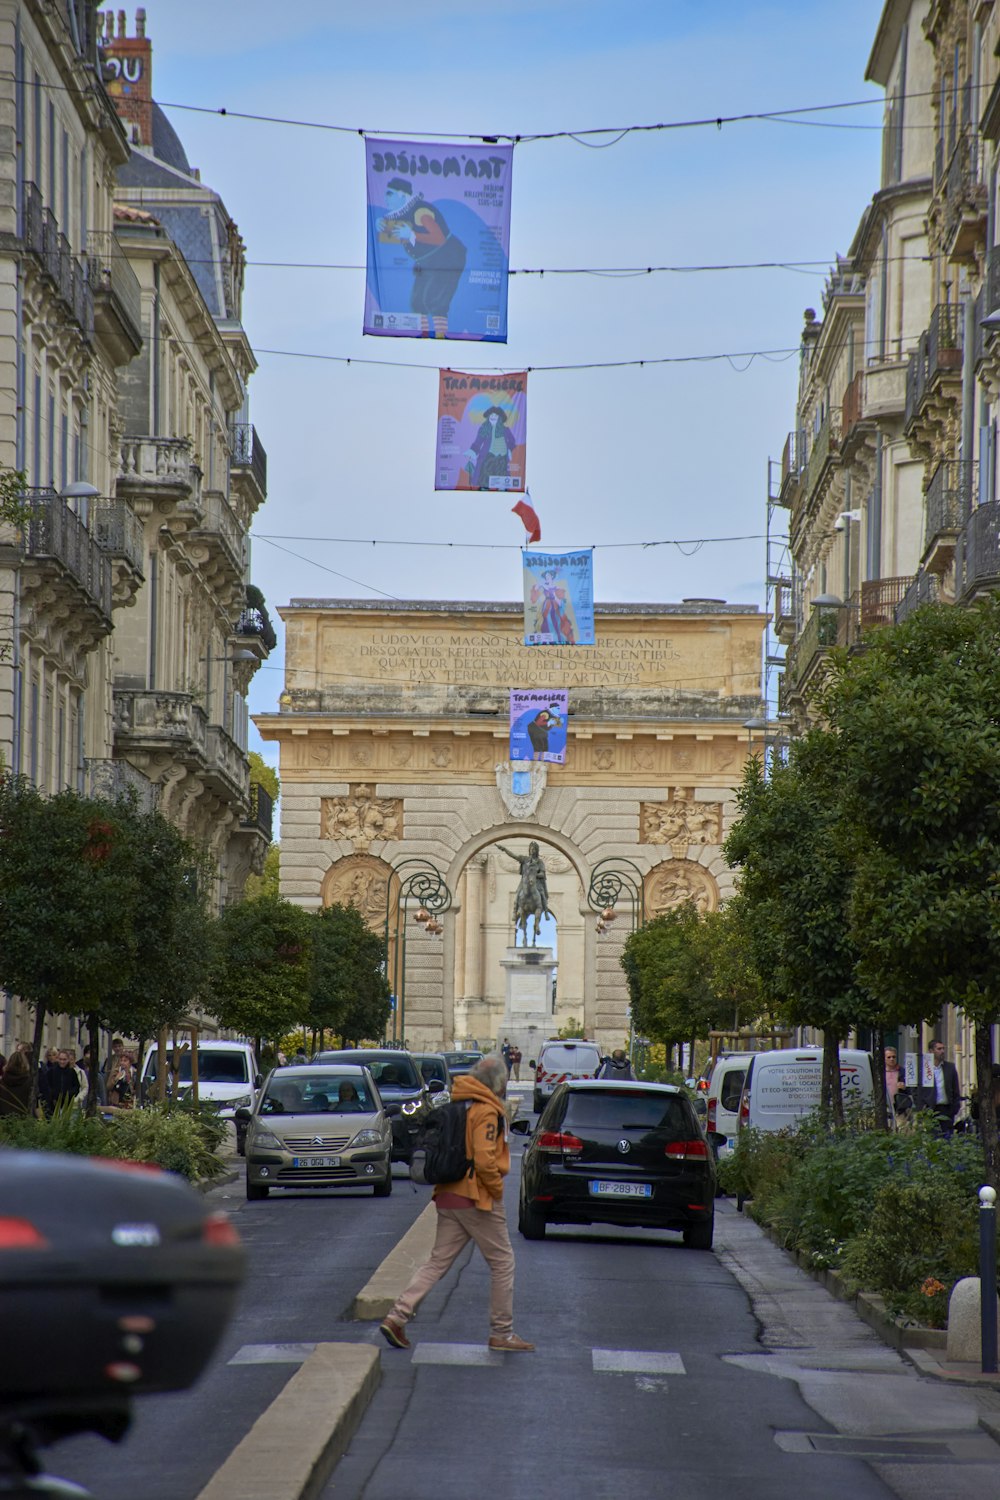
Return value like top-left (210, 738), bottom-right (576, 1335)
top-left (916, 1038), bottom-right (960, 1132)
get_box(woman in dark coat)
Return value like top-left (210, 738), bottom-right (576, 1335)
top-left (0, 1049), bottom-right (33, 1116)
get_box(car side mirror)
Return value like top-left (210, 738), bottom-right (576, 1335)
top-left (510, 1117), bottom-right (532, 1135)
top-left (233, 1107), bottom-right (252, 1123)
top-left (383, 1101), bottom-right (402, 1117)
top-left (427, 1078), bottom-right (445, 1094)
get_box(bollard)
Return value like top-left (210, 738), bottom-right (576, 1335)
top-left (980, 1185), bottom-right (998, 1375)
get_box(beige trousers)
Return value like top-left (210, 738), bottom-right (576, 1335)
top-left (388, 1203), bottom-right (515, 1338)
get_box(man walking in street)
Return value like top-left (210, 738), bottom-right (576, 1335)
top-left (597, 1048), bottom-right (633, 1081)
top-left (380, 1054), bottom-right (534, 1354)
top-left (916, 1038), bottom-right (961, 1132)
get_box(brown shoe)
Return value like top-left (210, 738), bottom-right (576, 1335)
top-left (380, 1316), bottom-right (410, 1350)
top-left (488, 1333), bottom-right (535, 1352)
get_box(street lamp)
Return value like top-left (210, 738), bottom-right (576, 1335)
top-left (587, 857), bottom-right (646, 1068)
top-left (383, 856), bottom-right (452, 1048)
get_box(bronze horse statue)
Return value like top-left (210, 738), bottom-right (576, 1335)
top-left (497, 840), bottom-right (551, 947)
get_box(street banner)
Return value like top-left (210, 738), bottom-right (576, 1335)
top-left (364, 138), bottom-right (513, 342)
top-left (509, 689), bottom-right (568, 764)
top-left (435, 370), bottom-right (526, 491)
top-left (522, 549), bottom-right (595, 646)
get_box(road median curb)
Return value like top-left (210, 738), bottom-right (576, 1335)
top-left (195, 1342), bottom-right (379, 1500)
top-left (351, 1199), bottom-right (437, 1319)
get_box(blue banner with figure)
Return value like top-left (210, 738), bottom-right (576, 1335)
top-left (522, 549), bottom-right (595, 646)
top-left (364, 138), bottom-right (513, 342)
top-left (510, 690), bottom-right (568, 763)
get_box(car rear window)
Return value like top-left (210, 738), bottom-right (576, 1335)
top-left (720, 1069), bottom-right (746, 1112)
top-left (262, 1074), bottom-right (373, 1114)
top-left (563, 1090), bottom-right (692, 1133)
top-left (315, 1053), bottom-right (421, 1088)
top-left (540, 1045), bottom-right (601, 1072)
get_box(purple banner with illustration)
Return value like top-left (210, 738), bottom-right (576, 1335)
top-left (522, 549), bottom-right (595, 646)
top-left (509, 690), bottom-right (568, 764)
top-left (365, 138), bottom-right (513, 342)
top-left (435, 370), bottom-right (526, 491)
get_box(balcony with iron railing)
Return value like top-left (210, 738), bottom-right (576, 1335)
top-left (957, 500), bottom-right (1000, 598)
top-left (235, 606), bottom-right (277, 652)
top-left (88, 229), bottom-right (143, 357)
top-left (922, 458), bottom-right (975, 573)
top-left (240, 782), bottom-right (274, 843)
top-left (895, 570), bottom-right (941, 623)
top-left (905, 304), bottom-right (962, 430)
top-left (772, 579), bottom-right (798, 645)
top-left (943, 131), bottom-right (987, 257)
top-left (229, 423), bottom-right (267, 500)
top-left (20, 488), bottom-right (112, 625)
top-left (784, 596), bottom-right (850, 693)
top-left (801, 410), bottom-right (842, 503)
top-left (857, 575), bottom-right (914, 630)
top-left (841, 369), bottom-right (866, 445)
top-left (778, 429), bottom-right (806, 506)
top-left (91, 497), bottom-right (145, 607)
top-left (20, 181), bottom-right (92, 340)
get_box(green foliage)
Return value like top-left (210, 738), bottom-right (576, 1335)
top-left (0, 469), bottom-right (29, 528)
top-left (310, 902), bottom-right (390, 1045)
top-left (211, 893), bottom-right (313, 1043)
top-left (248, 751), bottom-right (280, 804)
top-left (620, 904), bottom-right (720, 1049)
top-left (556, 1016), bottom-right (586, 1039)
top-left (0, 1101), bottom-right (226, 1182)
top-left (725, 1117), bottom-right (988, 1328)
top-left (841, 1177), bottom-right (980, 1328)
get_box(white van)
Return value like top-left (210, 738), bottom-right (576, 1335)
top-left (533, 1038), bottom-right (603, 1114)
top-left (705, 1053), bottom-right (755, 1157)
top-left (140, 1039), bottom-right (260, 1117)
top-left (738, 1046), bottom-right (876, 1135)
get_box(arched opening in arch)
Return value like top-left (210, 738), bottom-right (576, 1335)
top-left (448, 831), bottom-right (584, 1052)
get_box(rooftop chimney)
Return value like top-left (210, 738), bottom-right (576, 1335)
top-left (100, 8), bottom-right (152, 148)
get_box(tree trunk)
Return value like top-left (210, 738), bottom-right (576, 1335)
top-left (821, 1031), bottom-right (844, 1126)
top-left (977, 1021), bottom-right (1000, 1191)
top-left (156, 1027), bottom-right (168, 1104)
top-left (29, 1003), bottom-right (46, 1115)
top-left (86, 1011), bottom-right (100, 1118)
top-left (873, 1028), bottom-right (889, 1132)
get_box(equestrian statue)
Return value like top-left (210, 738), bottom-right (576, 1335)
top-left (496, 840), bottom-right (552, 947)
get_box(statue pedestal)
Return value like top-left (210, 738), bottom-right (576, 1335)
top-left (498, 946), bottom-right (557, 1057)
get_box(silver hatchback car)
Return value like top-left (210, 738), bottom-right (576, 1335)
top-left (239, 1064), bottom-right (392, 1201)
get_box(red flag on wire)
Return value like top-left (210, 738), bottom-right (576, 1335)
top-left (512, 495), bottom-right (541, 543)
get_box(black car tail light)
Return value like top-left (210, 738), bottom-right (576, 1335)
top-left (537, 1130), bottom-right (583, 1156)
top-left (664, 1139), bottom-right (709, 1161)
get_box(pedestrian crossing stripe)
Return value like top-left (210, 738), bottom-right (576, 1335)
top-left (229, 1342), bottom-right (688, 1372)
top-left (592, 1349), bottom-right (685, 1375)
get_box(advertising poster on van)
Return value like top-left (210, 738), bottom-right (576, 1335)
top-left (365, 139), bottom-right (513, 342)
top-left (522, 549), bottom-right (595, 646)
top-left (435, 370), bottom-right (527, 491)
top-left (509, 689), bottom-right (568, 763)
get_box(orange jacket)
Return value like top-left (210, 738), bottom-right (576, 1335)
top-left (432, 1073), bottom-right (509, 1211)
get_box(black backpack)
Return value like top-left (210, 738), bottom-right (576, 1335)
top-left (409, 1100), bottom-right (475, 1185)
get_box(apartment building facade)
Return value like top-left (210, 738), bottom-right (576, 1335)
top-left (0, 4), bottom-right (273, 1053)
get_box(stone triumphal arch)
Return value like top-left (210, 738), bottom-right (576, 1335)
top-left (254, 597), bottom-right (764, 1053)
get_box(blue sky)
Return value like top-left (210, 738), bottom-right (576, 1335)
top-left (141, 1), bottom-right (889, 765)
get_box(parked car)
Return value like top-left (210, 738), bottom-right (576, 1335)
top-left (412, 1052), bottom-right (453, 1101)
top-left (140, 1039), bottom-right (260, 1120)
top-left (441, 1049), bottom-right (483, 1077)
top-left (737, 1046), bottom-right (877, 1136)
top-left (237, 1064), bottom-right (392, 1201)
top-left (705, 1052), bottom-right (756, 1160)
top-left (312, 1049), bottom-right (437, 1161)
top-left (533, 1038), bottom-right (603, 1114)
top-left (516, 1079), bottom-right (716, 1247)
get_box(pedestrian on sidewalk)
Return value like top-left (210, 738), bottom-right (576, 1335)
top-left (380, 1054), bottom-right (534, 1354)
top-left (511, 1046), bottom-right (522, 1082)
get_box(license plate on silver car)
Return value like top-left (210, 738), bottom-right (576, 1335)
top-left (589, 1181), bottom-right (652, 1198)
top-left (293, 1156), bottom-right (340, 1168)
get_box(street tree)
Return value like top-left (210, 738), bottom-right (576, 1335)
top-left (310, 902), bottom-right (391, 1046)
top-left (0, 777), bottom-right (143, 1107)
top-left (620, 904), bottom-right (719, 1070)
top-left (211, 892), bottom-right (313, 1055)
top-left (819, 595), bottom-right (1000, 1183)
top-left (723, 740), bottom-right (879, 1124)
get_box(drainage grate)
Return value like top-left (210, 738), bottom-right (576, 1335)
top-left (809, 1435), bottom-right (953, 1458)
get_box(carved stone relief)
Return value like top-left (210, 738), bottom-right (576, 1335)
top-left (390, 742), bottom-right (412, 767)
top-left (644, 859), bottom-right (718, 916)
top-left (321, 783), bottom-right (402, 851)
top-left (322, 853), bottom-right (396, 931)
top-left (640, 788), bottom-right (722, 851)
top-left (592, 746), bottom-right (615, 770)
top-left (631, 745), bottom-right (655, 771)
top-left (430, 745), bottom-right (453, 768)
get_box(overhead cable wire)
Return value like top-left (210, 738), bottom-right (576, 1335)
top-left (253, 532), bottom-right (768, 551)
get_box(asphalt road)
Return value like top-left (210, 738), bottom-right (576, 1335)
top-left (47, 1164), bottom-right (430, 1500)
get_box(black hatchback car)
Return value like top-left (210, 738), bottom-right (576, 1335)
top-left (312, 1049), bottom-right (439, 1162)
top-left (517, 1080), bottom-right (716, 1248)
